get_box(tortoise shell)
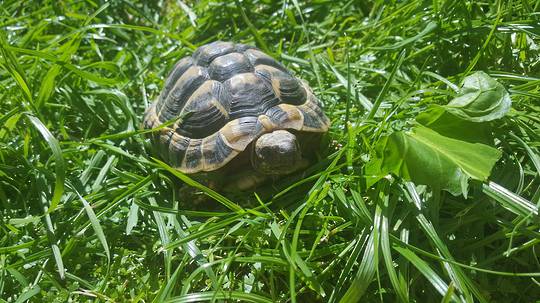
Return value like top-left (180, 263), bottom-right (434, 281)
top-left (143, 41), bottom-right (330, 174)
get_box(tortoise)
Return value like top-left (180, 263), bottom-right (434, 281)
top-left (143, 41), bottom-right (330, 190)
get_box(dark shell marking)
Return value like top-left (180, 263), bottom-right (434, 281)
top-left (209, 53), bottom-right (253, 82)
top-left (224, 73), bottom-right (280, 120)
top-left (157, 65), bottom-right (209, 122)
top-left (193, 41), bottom-right (236, 66)
top-left (143, 41), bottom-right (330, 173)
top-left (255, 65), bottom-right (306, 105)
top-left (174, 80), bottom-right (230, 138)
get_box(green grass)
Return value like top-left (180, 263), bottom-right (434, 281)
top-left (1, 0), bottom-right (540, 302)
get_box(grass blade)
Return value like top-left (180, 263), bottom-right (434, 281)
top-left (25, 114), bottom-right (64, 213)
top-left (165, 291), bottom-right (273, 303)
top-left (482, 181), bottom-right (538, 218)
top-left (152, 158), bottom-right (244, 213)
top-left (367, 49), bottom-right (406, 120)
top-left (379, 193), bottom-right (409, 302)
top-left (76, 190), bottom-right (110, 265)
top-left (393, 245), bottom-right (457, 301)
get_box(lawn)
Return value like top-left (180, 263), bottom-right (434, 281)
top-left (1, 0), bottom-right (540, 302)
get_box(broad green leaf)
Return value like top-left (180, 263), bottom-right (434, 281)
top-left (445, 71), bottom-right (511, 122)
top-left (366, 125), bottom-right (502, 196)
top-left (416, 105), bottom-right (492, 144)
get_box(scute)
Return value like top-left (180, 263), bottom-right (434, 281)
top-left (255, 64), bottom-right (306, 105)
top-left (184, 139), bottom-right (203, 170)
top-left (266, 104), bottom-right (303, 131)
top-left (224, 73), bottom-right (279, 119)
top-left (219, 116), bottom-right (262, 151)
top-left (160, 57), bottom-right (194, 104)
top-left (143, 41), bottom-right (330, 174)
top-left (175, 80), bottom-right (230, 138)
top-left (157, 130), bottom-right (174, 162)
top-left (201, 133), bottom-right (237, 170)
top-left (208, 52), bottom-right (253, 82)
top-left (244, 48), bottom-right (289, 73)
top-left (193, 41), bottom-right (235, 66)
top-left (296, 93), bottom-right (330, 132)
top-left (158, 65), bottom-right (209, 123)
top-left (168, 133), bottom-right (190, 167)
top-left (235, 43), bottom-right (255, 52)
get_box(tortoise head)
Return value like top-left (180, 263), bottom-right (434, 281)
top-left (251, 130), bottom-right (302, 175)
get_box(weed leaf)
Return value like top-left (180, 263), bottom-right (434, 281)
top-left (366, 125), bottom-right (501, 196)
top-left (446, 71), bottom-right (511, 122)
